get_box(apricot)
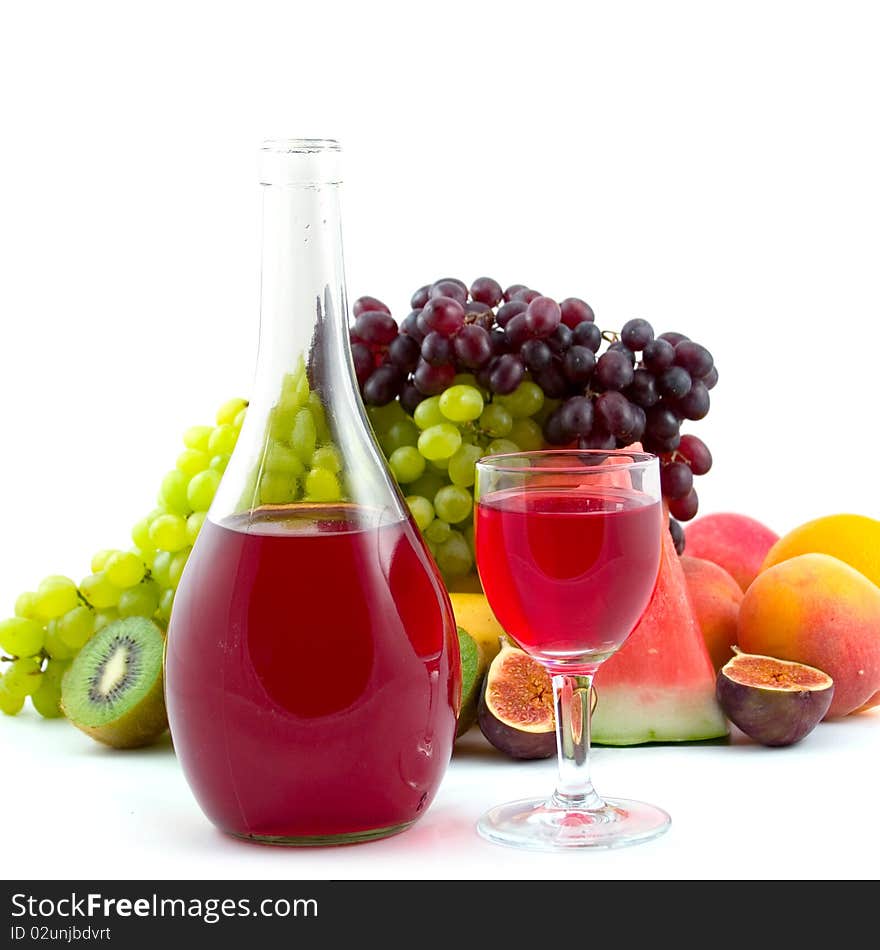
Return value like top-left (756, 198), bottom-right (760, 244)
top-left (761, 513), bottom-right (880, 588)
top-left (737, 553), bottom-right (880, 718)
top-left (685, 513), bottom-right (779, 592)
top-left (681, 556), bottom-right (743, 673)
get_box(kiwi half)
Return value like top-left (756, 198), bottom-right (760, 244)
top-left (61, 617), bottom-right (168, 749)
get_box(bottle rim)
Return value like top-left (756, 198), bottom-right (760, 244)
top-left (261, 138), bottom-right (341, 154)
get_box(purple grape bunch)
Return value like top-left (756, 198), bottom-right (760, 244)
top-left (351, 278), bottom-right (717, 553)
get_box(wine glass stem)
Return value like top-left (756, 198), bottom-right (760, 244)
top-left (550, 673), bottom-right (604, 811)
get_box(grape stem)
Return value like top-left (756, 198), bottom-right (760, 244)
top-left (600, 330), bottom-right (620, 343)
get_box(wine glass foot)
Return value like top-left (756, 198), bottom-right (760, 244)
top-left (477, 796), bottom-right (670, 852)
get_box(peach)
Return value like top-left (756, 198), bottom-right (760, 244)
top-left (685, 513), bottom-right (779, 592)
top-left (681, 556), bottom-right (743, 673)
top-left (737, 553), bottom-right (880, 718)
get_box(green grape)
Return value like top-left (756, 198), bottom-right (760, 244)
top-left (209, 454), bottom-right (230, 474)
top-left (177, 448), bottom-right (210, 477)
top-left (439, 384), bottom-right (484, 423)
top-left (93, 609), bottom-right (119, 633)
top-left (156, 588), bottom-right (175, 624)
top-left (425, 518), bottom-right (452, 544)
top-left (186, 511), bottom-right (207, 545)
top-left (34, 576), bottom-right (79, 621)
top-left (151, 551), bottom-right (172, 587)
top-left (183, 425), bottom-right (213, 452)
top-left (408, 471), bottom-right (446, 502)
top-left (308, 392), bottom-right (331, 443)
top-left (418, 423), bottom-right (462, 462)
top-left (14, 591), bottom-right (39, 620)
top-left (405, 495), bottom-right (435, 532)
top-left (159, 469), bottom-right (192, 516)
top-left (367, 400), bottom-right (406, 433)
top-left (44, 620), bottom-right (74, 659)
top-left (463, 521), bottom-right (476, 555)
top-left (90, 550), bottom-right (117, 574)
top-left (149, 514), bottom-right (189, 552)
top-left (497, 381), bottom-right (545, 419)
top-left (293, 373), bottom-right (310, 406)
top-left (510, 417), bottom-right (544, 451)
top-left (479, 403), bottom-right (513, 437)
top-left (382, 418), bottom-right (420, 453)
top-left (305, 468), bottom-right (342, 502)
top-left (291, 409), bottom-right (317, 462)
top-left (216, 397), bottom-right (249, 426)
top-left (187, 469), bottom-right (221, 512)
top-left (104, 551), bottom-right (146, 589)
top-left (260, 472), bottom-right (299, 504)
top-left (131, 518), bottom-right (155, 555)
top-left (389, 446), bottom-right (426, 484)
top-left (487, 438), bottom-right (521, 457)
top-left (429, 456), bottom-right (450, 472)
top-left (269, 407), bottom-right (297, 442)
top-left (31, 675), bottom-right (63, 719)
top-left (168, 551), bottom-right (190, 589)
top-left (4, 657), bottom-right (43, 697)
top-left (311, 445), bottom-right (342, 473)
top-left (118, 580), bottom-right (161, 618)
top-left (434, 485), bottom-right (473, 524)
top-left (0, 617), bottom-right (45, 657)
top-left (0, 683), bottom-right (24, 716)
top-left (435, 530), bottom-right (474, 577)
top-left (208, 423), bottom-right (239, 456)
top-left (266, 443), bottom-right (305, 475)
top-left (413, 396), bottom-right (445, 430)
top-left (448, 444), bottom-right (483, 488)
top-left (452, 372), bottom-right (488, 397)
top-left (79, 573), bottom-right (122, 609)
top-left (58, 605), bottom-right (95, 649)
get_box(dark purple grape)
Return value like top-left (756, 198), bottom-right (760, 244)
top-left (547, 323), bottom-right (573, 354)
top-left (496, 300), bottom-right (527, 327)
top-left (669, 517), bottom-right (685, 555)
top-left (503, 283), bottom-right (527, 303)
top-left (470, 276), bottom-right (503, 308)
top-left (416, 312), bottom-right (431, 337)
top-left (677, 434), bottom-right (712, 475)
top-left (488, 354), bottom-right (525, 395)
top-left (353, 296), bottom-right (391, 317)
top-left (521, 338), bottom-right (554, 372)
top-left (430, 280), bottom-right (467, 307)
top-left (489, 330), bottom-right (511, 355)
top-left (657, 366), bottom-right (692, 399)
top-left (452, 324), bottom-right (493, 369)
top-left (513, 288), bottom-right (541, 304)
top-left (400, 309), bottom-right (425, 342)
top-left (560, 297), bottom-right (594, 328)
top-left (660, 460), bottom-right (694, 499)
top-left (702, 365), bottom-right (719, 390)
top-left (421, 331), bottom-right (453, 366)
top-left (595, 391), bottom-right (634, 438)
top-left (627, 369), bottom-right (659, 408)
top-left (647, 432), bottom-right (681, 454)
top-left (578, 428), bottom-right (616, 450)
top-left (413, 359), bottom-right (455, 395)
top-left (668, 488), bottom-right (699, 522)
top-left (608, 341), bottom-right (636, 365)
top-left (399, 380), bottom-right (423, 415)
top-left (410, 285), bottom-right (432, 309)
top-left (524, 296), bottom-right (562, 338)
top-left (504, 313), bottom-right (531, 349)
top-left (642, 338), bottom-right (676, 373)
top-left (572, 321), bottom-right (602, 353)
top-left (475, 364), bottom-right (493, 390)
top-left (543, 407), bottom-right (569, 445)
top-left (658, 331), bottom-right (689, 347)
top-left (559, 396), bottom-right (594, 438)
top-left (434, 276), bottom-right (468, 294)
top-left (362, 365), bottom-right (401, 405)
top-left (354, 311), bottom-right (398, 345)
top-left (675, 340), bottom-right (714, 379)
top-left (351, 342), bottom-right (374, 386)
top-left (562, 345), bottom-right (596, 386)
top-left (463, 300), bottom-right (492, 314)
top-left (533, 363), bottom-right (567, 398)
top-left (621, 318), bottom-right (654, 352)
top-left (388, 334), bottom-right (420, 373)
top-left (674, 380), bottom-right (710, 420)
top-left (421, 296), bottom-right (466, 337)
top-left (595, 350), bottom-right (634, 391)
top-left (619, 403), bottom-right (646, 444)
top-left (645, 404), bottom-right (681, 442)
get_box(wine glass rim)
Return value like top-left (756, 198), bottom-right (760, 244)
top-left (476, 448), bottom-right (658, 474)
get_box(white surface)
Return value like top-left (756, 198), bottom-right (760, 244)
top-left (2, 1), bottom-right (880, 881)
top-left (3, 709), bottom-right (879, 879)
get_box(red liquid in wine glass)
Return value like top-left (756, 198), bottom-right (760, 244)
top-left (475, 487), bottom-right (662, 671)
top-left (165, 504), bottom-right (459, 842)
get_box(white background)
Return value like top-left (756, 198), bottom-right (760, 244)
top-left (1, 1), bottom-right (879, 880)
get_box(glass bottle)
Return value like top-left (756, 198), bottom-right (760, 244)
top-left (165, 139), bottom-right (460, 845)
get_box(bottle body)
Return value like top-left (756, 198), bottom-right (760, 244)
top-left (165, 141), bottom-right (459, 843)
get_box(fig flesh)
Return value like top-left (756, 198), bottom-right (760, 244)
top-left (716, 651), bottom-right (834, 747)
top-left (478, 642), bottom-right (556, 759)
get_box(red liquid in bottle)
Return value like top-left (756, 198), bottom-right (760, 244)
top-left (165, 504), bottom-right (459, 843)
top-left (475, 488), bottom-right (662, 671)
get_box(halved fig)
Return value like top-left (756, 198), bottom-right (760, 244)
top-left (716, 650), bottom-right (834, 747)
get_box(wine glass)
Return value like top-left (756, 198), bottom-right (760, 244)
top-left (474, 449), bottom-right (670, 850)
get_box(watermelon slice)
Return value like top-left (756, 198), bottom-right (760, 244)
top-left (592, 518), bottom-right (729, 745)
